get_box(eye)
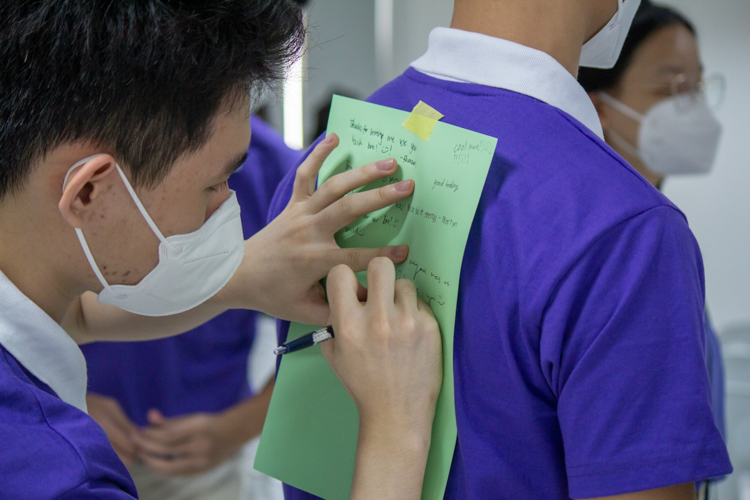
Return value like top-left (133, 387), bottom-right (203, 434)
top-left (208, 180), bottom-right (229, 192)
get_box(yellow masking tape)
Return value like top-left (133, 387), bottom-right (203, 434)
top-left (402, 100), bottom-right (444, 141)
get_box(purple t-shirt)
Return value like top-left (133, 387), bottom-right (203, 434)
top-left (82, 116), bottom-right (297, 426)
top-left (268, 68), bottom-right (732, 498)
top-left (0, 345), bottom-right (137, 498)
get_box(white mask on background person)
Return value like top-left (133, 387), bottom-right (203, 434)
top-left (63, 154), bottom-right (245, 316)
top-left (580, 0), bottom-right (642, 69)
top-left (598, 92), bottom-right (723, 176)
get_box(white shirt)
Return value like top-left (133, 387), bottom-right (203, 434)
top-left (410, 27), bottom-right (604, 139)
top-left (0, 270), bottom-right (87, 412)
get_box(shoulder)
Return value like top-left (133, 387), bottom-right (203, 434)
top-left (0, 349), bottom-right (136, 497)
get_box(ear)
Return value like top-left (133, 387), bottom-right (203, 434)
top-left (588, 92), bottom-right (611, 130)
top-left (59, 154), bottom-right (118, 228)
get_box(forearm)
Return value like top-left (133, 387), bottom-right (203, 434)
top-left (220, 378), bottom-right (274, 444)
top-left (351, 419), bottom-right (431, 500)
top-left (65, 291), bottom-right (232, 344)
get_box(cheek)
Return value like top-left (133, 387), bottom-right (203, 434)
top-left (205, 188), bottom-right (231, 222)
top-left (608, 108), bottom-right (641, 145)
top-left (147, 191), bottom-right (211, 238)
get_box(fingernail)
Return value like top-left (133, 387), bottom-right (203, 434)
top-left (323, 133), bottom-right (336, 145)
top-left (376, 158), bottom-right (395, 171)
top-left (393, 245), bottom-right (408, 259)
top-left (393, 179), bottom-right (412, 192)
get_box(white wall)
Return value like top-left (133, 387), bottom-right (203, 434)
top-left (391, 0), bottom-right (454, 79)
top-left (260, 0), bottom-right (381, 143)
top-left (292, 0), bottom-right (453, 144)
top-left (302, 0), bottom-right (382, 143)
top-left (658, 0), bottom-right (750, 333)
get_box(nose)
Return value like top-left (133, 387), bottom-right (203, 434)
top-left (205, 188), bottom-right (231, 221)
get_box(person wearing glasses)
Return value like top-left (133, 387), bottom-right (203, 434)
top-left (579, 1), bottom-right (724, 188)
top-left (579, 3), bottom-right (727, 498)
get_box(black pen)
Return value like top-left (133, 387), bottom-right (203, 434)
top-left (274, 325), bottom-right (335, 356)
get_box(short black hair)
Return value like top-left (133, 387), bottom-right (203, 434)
top-left (578, 0), bottom-right (695, 94)
top-left (0, 0), bottom-right (305, 198)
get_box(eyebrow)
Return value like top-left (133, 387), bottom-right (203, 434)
top-left (223, 151), bottom-right (248, 177)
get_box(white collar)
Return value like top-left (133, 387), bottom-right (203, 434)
top-left (410, 27), bottom-right (604, 139)
top-left (0, 270), bottom-right (87, 413)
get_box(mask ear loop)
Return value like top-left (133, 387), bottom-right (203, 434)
top-left (605, 128), bottom-right (643, 161)
top-left (111, 164), bottom-right (174, 252)
top-left (597, 92), bottom-right (647, 161)
top-left (62, 155), bottom-right (176, 299)
top-left (612, 0), bottom-right (624, 25)
top-left (62, 155), bottom-right (120, 297)
top-left (598, 92), bottom-right (645, 123)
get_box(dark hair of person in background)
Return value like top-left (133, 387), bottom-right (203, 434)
top-left (0, 0), bottom-right (306, 199)
top-left (578, 0), bottom-right (695, 94)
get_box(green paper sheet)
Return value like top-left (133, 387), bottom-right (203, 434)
top-left (254, 96), bottom-right (496, 500)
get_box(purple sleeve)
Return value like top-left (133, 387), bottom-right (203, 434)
top-left (541, 206), bottom-right (732, 498)
top-left (704, 312), bottom-right (726, 440)
top-left (58, 482), bottom-right (137, 499)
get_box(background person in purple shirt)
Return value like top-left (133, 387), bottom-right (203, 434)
top-left (269, 0), bottom-right (733, 498)
top-left (578, 4), bottom-right (728, 494)
top-left (80, 115), bottom-right (297, 499)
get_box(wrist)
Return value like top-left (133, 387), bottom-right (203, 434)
top-left (219, 396), bottom-right (267, 445)
top-left (358, 415), bottom-right (432, 463)
top-left (352, 417), bottom-right (432, 500)
top-left (213, 252), bottom-right (260, 311)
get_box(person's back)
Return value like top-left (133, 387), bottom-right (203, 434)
top-left (576, 0), bottom-right (730, 472)
top-left (269, 3), bottom-right (732, 498)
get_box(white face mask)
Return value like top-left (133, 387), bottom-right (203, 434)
top-left (63, 154), bottom-right (245, 316)
top-left (580, 0), bottom-right (642, 69)
top-left (598, 92), bottom-right (723, 176)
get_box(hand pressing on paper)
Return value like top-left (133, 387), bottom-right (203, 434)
top-left (323, 258), bottom-right (443, 500)
top-left (64, 133), bottom-right (412, 344)
top-left (86, 394), bottom-right (139, 467)
top-left (221, 133), bottom-right (414, 327)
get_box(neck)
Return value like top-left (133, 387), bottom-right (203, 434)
top-left (0, 195), bottom-right (86, 324)
top-left (603, 130), bottom-right (665, 188)
top-left (450, 0), bottom-right (612, 76)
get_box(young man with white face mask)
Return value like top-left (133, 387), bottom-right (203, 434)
top-left (0, 1), bottom-right (442, 498)
top-left (268, 0), bottom-right (733, 499)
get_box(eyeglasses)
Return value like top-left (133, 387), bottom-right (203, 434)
top-left (644, 72), bottom-right (726, 111)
